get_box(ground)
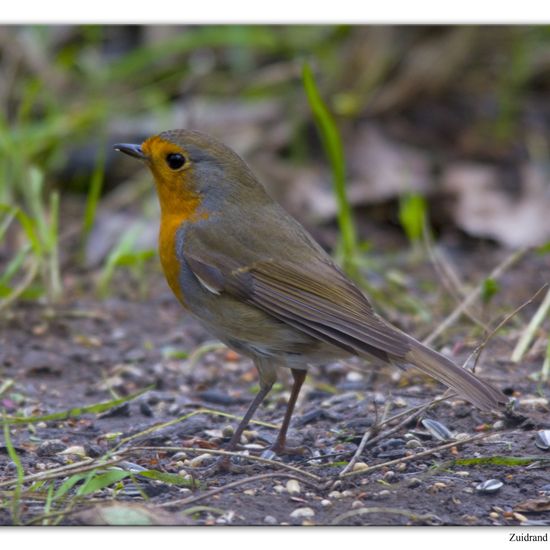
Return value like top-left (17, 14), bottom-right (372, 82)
top-left (0, 237), bottom-right (549, 526)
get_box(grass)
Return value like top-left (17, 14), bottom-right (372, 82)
top-left (302, 61), bottom-right (359, 278)
top-left (3, 419), bottom-right (25, 524)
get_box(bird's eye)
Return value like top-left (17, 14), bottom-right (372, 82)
top-left (166, 153), bottom-right (186, 170)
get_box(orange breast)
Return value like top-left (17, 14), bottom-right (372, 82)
top-left (158, 214), bottom-right (187, 306)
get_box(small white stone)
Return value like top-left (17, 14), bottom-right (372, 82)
top-left (328, 490), bottom-right (342, 499)
top-left (352, 462), bottom-right (369, 472)
top-left (320, 499), bottom-right (332, 507)
top-left (351, 500), bottom-right (364, 509)
top-left (286, 479), bottom-right (301, 494)
top-left (346, 371), bottom-right (363, 382)
top-left (264, 515), bottom-right (277, 524)
top-left (58, 445), bottom-right (86, 457)
top-left (186, 453), bottom-right (213, 467)
top-left (290, 507), bottom-right (315, 519)
top-left (274, 484), bottom-right (285, 494)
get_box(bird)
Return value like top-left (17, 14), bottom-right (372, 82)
top-left (114, 129), bottom-right (506, 463)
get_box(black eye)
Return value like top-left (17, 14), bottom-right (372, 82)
top-left (166, 153), bottom-right (186, 170)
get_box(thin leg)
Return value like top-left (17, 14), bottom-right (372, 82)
top-left (214, 358), bottom-right (278, 472)
top-left (270, 369), bottom-right (306, 454)
top-left (224, 381), bottom-right (274, 453)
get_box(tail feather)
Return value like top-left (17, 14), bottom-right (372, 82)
top-left (404, 339), bottom-right (506, 410)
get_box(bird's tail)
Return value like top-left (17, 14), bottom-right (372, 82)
top-left (404, 338), bottom-right (506, 410)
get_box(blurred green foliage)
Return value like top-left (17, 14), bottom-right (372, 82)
top-left (1, 25), bottom-right (550, 307)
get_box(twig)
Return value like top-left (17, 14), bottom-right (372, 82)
top-left (423, 247), bottom-right (528, 347)
top-left (423, 223), bottom-right (488, 332)
top-left (338, 394), bottom-right (452, 476)
top-left (0, 457), bottom-right (124, 489)
top-left (158, 472), bottom-right (319, 509)
top-left (465, 284), bottom-right (548, 372)
top-left (339, 432), bottom-right (491, 480)
top-left (511, 285), bottom-right (550, 363)
top-left (120, 445), bottom-right (321, 482)
top-left (338, 428), bottom-right (373, 476)
top-left (111, 408), bottom-right (278, 453)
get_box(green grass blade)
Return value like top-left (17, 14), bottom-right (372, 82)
top-left (138, 470), bottom-right (194, 487)
top-left (0, 386), bottom-right (151, 426)
top-left (452, 455), bottom-right (549, 467)
top-left (302, 61), bottom-right (358, 275)
top-left (77, 470), bottom-right (131, 496)
top-left (398, 192), bottom-right (427, 245)
top-left (3, 419), bottom-right (25, 524)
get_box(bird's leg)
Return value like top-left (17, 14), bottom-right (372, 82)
top-left (224, 381), bottom-right (274, 453)
top-left (217, 358), bottom-right (276, 471)
top-left (268, 368), bottom-right (306, 456)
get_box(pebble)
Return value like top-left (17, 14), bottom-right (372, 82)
top-left (185, 453), bottom-right (213, 467)
top-left (37, 439), bottom-right (66, 457)
top-left (393, 397), bottom-right (408, 408)
top-left (351, 500), bottom-right (363, 509)
top-left (286, 479), bottom-right (301, 495)
top-left (383, 470), bottom-right (396, 482)
top-left (274, 484), bottom-right (285, 494)
top-left (85, 444), bottom-right (103, 458)
top-left (243, 430), bottom-right (258, 441)
top-left (58, 445), bottom-right (86, 457)
top-left (406, 477), bottom-right (421, 488)
top-left (320, 499), bottom-right (332, 507)
top-left (430, 482), bottom-right (447, 492)
top-left (290, 507), bottom-right (315, 519)
top-left (405, 439), bottom-right (422, 449)
top-left (328, 490), bottom-right (343, 499)
top-left (377, 490), bottom-right (391, 498)
top-left (222, 425), bottom-right (235, 438)
top-left (264, 515), bottom-right (277, 525)
top-left (352, 462), bottom-right (369, 472)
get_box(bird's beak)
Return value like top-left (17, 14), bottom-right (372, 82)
top-left (113, 143), bottom-right (147, 160)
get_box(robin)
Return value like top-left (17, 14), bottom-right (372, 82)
top-left (114, 130), bottom-right (505, 462)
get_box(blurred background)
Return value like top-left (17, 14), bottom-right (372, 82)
top-left (1, 24), bottom-right (550, 310)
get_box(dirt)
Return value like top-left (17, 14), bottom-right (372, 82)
top-left (0, 241), bottom-right (549, 526)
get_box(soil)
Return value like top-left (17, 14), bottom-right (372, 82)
top-left (1, 238), bottom-right (549, 526)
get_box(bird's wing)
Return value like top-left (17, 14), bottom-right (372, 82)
top-left (183, 246), bottom-right (506, 411)
top-left (183, 248), bottom-right (411, 360)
